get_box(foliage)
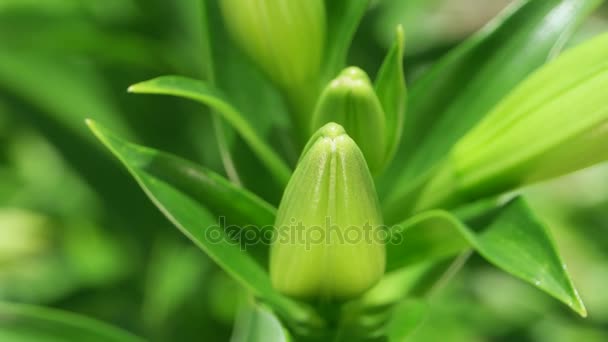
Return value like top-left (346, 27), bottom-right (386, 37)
top-left (1, 0), bottom-right (608, 341)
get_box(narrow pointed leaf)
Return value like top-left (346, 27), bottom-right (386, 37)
top-left (387, 197), bottom-right (586, 316)
top-left (375, 25), bottom-right (406, 164)
top-left (0, 302), bottom-right (143, 342)
top-left (128, 76), bottom-right (291, 186)
top-left (86, 120), bottom-right (316, 325)
top-left (88, 120), bottom-right (275, 228)
top-left (382, 0), bottom-right (601, 213)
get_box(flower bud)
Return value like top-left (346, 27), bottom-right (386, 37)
top-left (270, 123), bottom-right (386, 301)
top-left (415, 33), bottom-right (608, 210)
top-left (311, 67), bottom-right (387, 173)
top-left (219, 0), bottom-right (325, 89)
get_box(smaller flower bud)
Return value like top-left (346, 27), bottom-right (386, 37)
top-left (270, 123), bottom-right (386, 301)
top-left (311, 67), bottom-right (387, 173)
top-left (219, 0), bottom-right (325, 89)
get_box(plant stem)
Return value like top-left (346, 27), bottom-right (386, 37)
top-left (199, 0), bottom-right (242, 185)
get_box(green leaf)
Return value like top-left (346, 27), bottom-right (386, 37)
top-left (231, 303), bottom-right (290, 342)
top-left (86, 120), bottom-right (316, 326)
top-left (128, 76), bottom-right (291, 186)
top-left (374, 25), bottom-right (406, 167)
top-left (387, 197), bottom-right (586, 316)
top-left (0, 302), bottom-right (143, 342)
top-left (202, 1), bottom-right (297, 202)
top-left (323, 0), bottom-right (370, 79)
top-left (387, 299), bottom-right (428, 342)
top-left (204, 0), bottom-right (290, 138)
top-left (88, 120), bottom-right (275, 228)
top-left (381, 0), bottom-right (601, 215)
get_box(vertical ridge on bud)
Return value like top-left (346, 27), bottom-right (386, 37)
top-left (312, 67), bottom-right (387, 173)
top-left (270, 123), bottom-right (385, 301)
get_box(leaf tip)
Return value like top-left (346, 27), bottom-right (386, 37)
top-left (395, 24), bottom-right (404, 42)
top-left (127, 79), bottom-right (153, 93)
top-left (84, 118), bottom-right (99, 134)
top-left (572, 292), bottom-right (588, 318)
top-left (85, 119), bottom-right (110, 147)
top-left (127, 84), bottom-right (139, 93)
top-left (578, 306), bottom-right (588, 318)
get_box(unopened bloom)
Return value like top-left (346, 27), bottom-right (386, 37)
top-left (416, 33), bottom-right (608, 210)
top-left (219, 0), bottom-right (325, 90)
top-left (270, 123), bottom-right (386, 301)
top-left (311, 67), bottom-right (387, 173)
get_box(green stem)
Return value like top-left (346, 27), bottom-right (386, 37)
top-left (199, 0), bottom-right (242, 185)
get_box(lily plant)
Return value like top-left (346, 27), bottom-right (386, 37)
top-left (84, 0), bottom-right (608, 340)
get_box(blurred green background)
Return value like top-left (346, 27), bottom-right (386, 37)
top-left (1, 0), bottom-right (607, 341)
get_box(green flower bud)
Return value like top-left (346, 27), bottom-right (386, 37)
top-left (415, 33), bottom-right (608, 211)
top-left (311, 67), bottom-right (387, 173)
top-left (450, 37), bottom-right (608, 199)
top-left (219, 0), bottom-right (325, 89)
top-left (270, 123), bottom-right (386, 301)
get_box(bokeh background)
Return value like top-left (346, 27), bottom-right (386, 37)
top-left (1, 0), bottom-right (607, 341)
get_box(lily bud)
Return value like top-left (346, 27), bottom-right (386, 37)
top-left (311, 67), bottom-right (387, 173)
top-left (270, 123), bottom-right (386, 301)
top-left (415, 33), bottom-right (608, 210)
top-left (219, 0), bottom-right (325, 89)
